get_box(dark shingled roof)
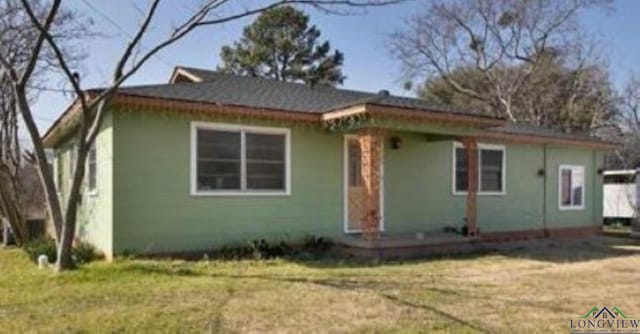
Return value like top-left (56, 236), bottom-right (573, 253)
top-left (119, 67), bottom-right (495, 118)
top-left (108, 66), bottom-right (611, 145)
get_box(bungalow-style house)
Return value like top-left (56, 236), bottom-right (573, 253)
top-left (43, 66), bottom-right (615, 259)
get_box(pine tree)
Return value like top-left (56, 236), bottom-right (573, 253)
top-left (219, 6), bottom-right (345, 86)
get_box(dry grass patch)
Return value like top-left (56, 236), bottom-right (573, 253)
top-left (1, 236), bottom-right (639, 333)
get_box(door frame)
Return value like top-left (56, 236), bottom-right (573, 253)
top-left (343, 134), bottom-right (385, 233)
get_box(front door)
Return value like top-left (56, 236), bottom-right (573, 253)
top-left (344, 136), bottom-right (383, 233)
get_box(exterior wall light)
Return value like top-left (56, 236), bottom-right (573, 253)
top-left (390, 136), bottom-right (402, 150)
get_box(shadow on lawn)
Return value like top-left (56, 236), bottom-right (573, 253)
top-left (118, 262), bottom-right (495, 333)
top-left (481, 236), bottom-right (640, 263)
top-left (124, 236), bottom-right (640, 272)
top-left (301, 235), bottom-right (640, 268)
top-left (109, 236), bottom-right (640, 333)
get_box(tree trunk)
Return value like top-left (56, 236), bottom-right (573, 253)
top-left (55, 145), bottom-right (87, 271)
top-left (14, 90), bottom-right (64, 242)
top-left (0, 167), bottom-right (28, 244)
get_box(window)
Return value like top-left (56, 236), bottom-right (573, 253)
top-left (56, 153), bottom-right (64, 192)
top-left (603, 173), bottom-right (635, 184)
top-left (454, 146), bottom-right (468, 193)
top-left (88, 144), bottom-right (97, 194)
top-left (480, 148), bottom-right (504, 192)
top-left (559, 165), bottom-right (585, 210)
top-left (69, 146), bottom-right (76, 181)
top-left (191, 122), bottom-right (290, 195)
top-left (348, 141), bottom-right (362, 186)
top-left (453, 142), bottom-right (506, 195)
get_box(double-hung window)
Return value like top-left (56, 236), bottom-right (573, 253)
top-left (453, 142), bottom-right (506, 195)
top-left (559, 165), bottom-right (585, 210)
top-left (191, 122), bottom-right (290, 195)
top-left (56, 153), bottom-right (64, 193)
top-left (87, 143), bottom-right (97, 195)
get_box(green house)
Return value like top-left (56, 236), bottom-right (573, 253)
top-left (43, 66), bottom-right (615, 259)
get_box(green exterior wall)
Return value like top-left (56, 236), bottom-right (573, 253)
top-left (384, 135), bottom-right (602, 234)
top-left (53, 113), bottom-right (114, 257)
top-left (383, 133), bottom-right (466, 233)
top-left (477, 142), bottom-right (545, 232)
top-left (543, 146), bottom-right (603, 228)
top-left (54, 108), bottom-right (605, 257)
top-left (111, 111), bottom-right (344, 254)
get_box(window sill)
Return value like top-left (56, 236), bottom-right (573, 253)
top-left (559, 205), bottom-right (585, 211)
top-left (87, 191), bottom-right (99, 197)
top-left (190, 190), bottom-right (291, 197)
top-left (452, 191), bottom-right (506, 196)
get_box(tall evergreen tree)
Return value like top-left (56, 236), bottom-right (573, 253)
top-left (219, 6), bottom-right (345, 86)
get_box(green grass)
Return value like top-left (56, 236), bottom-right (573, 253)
top-left (1, 236), bottom-right (640, 333)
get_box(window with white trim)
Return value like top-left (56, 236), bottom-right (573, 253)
top-left (69, 146), bottom-right (76, 184)
top-left (559, 165), bottom-right (584, 210)
top-left (88, 143), bottom-right (97, 194)
top-left (453, 142), bottom-right (506, 194)
top-left (192, 123), bottom-right (290, 195)
top-left (56, 153), bottom-right (64, 192)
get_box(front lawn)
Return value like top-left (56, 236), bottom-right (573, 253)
top-left (1, 236), bottom-right (640, 333)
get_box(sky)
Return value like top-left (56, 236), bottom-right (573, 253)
top-left (30, 0), bottom-right (640, 135)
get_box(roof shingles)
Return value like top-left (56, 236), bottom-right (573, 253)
top-left (122, 68), bottom-right (490, 117)
top-left (92, 66), bottom-right (612, 147)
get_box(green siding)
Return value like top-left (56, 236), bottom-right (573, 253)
top-left (56, 108), bottom-right (606, 255)
top-left (112, 111), bottom-right (343, 254)
top-left (544, 146), bottom-right (601, 229)
top-left (383, 136), bottom-right (546, 233)
top-left (53, 113), bottom-right (114, 257)
top-left (477, 143), bottom-right (545, 232)
top-left (383, 133), bottom-right (465, 233)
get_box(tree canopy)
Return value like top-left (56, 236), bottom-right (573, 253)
top-left (419, 56), bottom-right (617, 133)
top-left (219, 6), bottom-right (345, 86)
top-left (390, 0), bottom-right (614, 133)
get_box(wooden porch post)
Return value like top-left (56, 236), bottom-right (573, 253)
top-left (463, 138), bottom-right (479, 237)
top-left (358, 128), bottom-right (382, 241)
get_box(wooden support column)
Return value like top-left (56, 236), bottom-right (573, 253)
top-left (463, 138), bottom-right (479, 237)
top-left (358, 128), bottom-right (383, 241)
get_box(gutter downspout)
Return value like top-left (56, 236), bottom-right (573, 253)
top-left (633, 168), bottom-right (640, 238)
top-left (542, 144), bottom-right (549, 238)
top-left (592, 150), bottom-right (598, 228)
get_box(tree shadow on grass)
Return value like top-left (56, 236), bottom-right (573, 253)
top-left (119, 260), bottom-right (581, 333)
top-left (105, 236), bottom-right (640, 333)
top-left (293, 235), bottom-right (640, 269)
top-left (121, 236), bottom-right (640, 273)
top-left (120, 266), bottom-right (493, 333)
top-left (120, 263), bottom-right (201, 277)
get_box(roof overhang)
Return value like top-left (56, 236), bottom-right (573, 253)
top-left (168, 67), bottom-right (204, 84)
top-left (322, 103), bottom-right (504, 128)
top-left (476, 130), bottom-right (617, 150)
top-left (43, 93), bottom-right (618, 151)
top-left (42, 93), bottom-right (320, 147)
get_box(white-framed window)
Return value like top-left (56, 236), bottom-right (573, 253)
top-left (87, 143), bottom-right (97, 195)
top-left (56, 153), bottom-right (64, 192)
top-left (68, 144), bottom-right (77, 191)
top-left (190, 122), bottom-right (291, 196)
top-left (452, 142), bottom-right (506, 195)
top-left (558, 165), bottom-right (585, 210)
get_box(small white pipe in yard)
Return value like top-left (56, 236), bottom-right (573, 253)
top-left (37, 255), bottom-right (49, 269)
top-left (1, 217), bottom-right (9, 246)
